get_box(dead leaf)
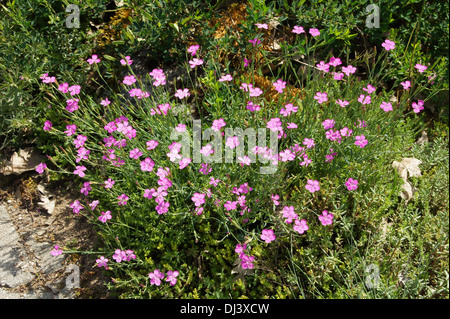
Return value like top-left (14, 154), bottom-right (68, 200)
top-left (37, 184), bottom-right (56, 215)
top-left (416, 131), bottom-right (429, 145)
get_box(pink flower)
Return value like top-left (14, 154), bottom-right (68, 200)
top-left (282, 206), bottom-right (298, 224)
top-left (156, 201), bottom-right (170, 214)
top-left (87, 54), bottom-right (101, 64)
top-left (292, 25), bottom-right (305, 34)
top-left (146, 140), bottom-right (159, 150)
top-left (266, 117), bottom-right (282, 132)
top-left (100, 98), bottom-right (111, 106)
top-left (354, 135), bottom-right (368, 148)
top-left (179, 158), bottom-right (191, 169)
top-left (175, 88), bottom-right (190, 99)
top-left (189, 58), bottom-right (204, 68)
top-left (260, 229), bottom-right (276, 243)
top-left (345, 178), bottom-right (359, 191)
top-left (305, 179), bottom-right (320, 193)
top-left (200, 144), bottom-right (214, 157)
top-left (401, 81), bottom-right (411, 90)
top-left (340, 127), bottom-right (353, 137)
top-left (226, 136), bottom-right (240, 149)
top-left (380, 101), bottom-right (393, 112)
top-left (246, 101), bottom-right (260, 112)
top-left (80, 181), bottom-right (91, 196)
top-left (381, 39), bottom-right (395, 51)
top-left (355, 119), bottom-right (367, 128)
top-left (158, 178), bottom-right (172, 190)
top-left (129, 148), bottom-right (143, 159)
top-left (329, 57), bottom-right (342, 67)
top-left (300, 154), bottom-right (312, 167)
top-left (333, 72), bottom-right (344, 80)
top-left (175, 123), bottom-right (187, 132)
top-left (293, 219), bottom-right (309, 234)
top-left (96, 256), bottom-right (109, 268)
top-left (76, 147), bottom-right (90, 162)
top-left (309, 28), bottom-right (320, 37)
top-left (165, 270), bottom-right (179, 286)
top-left (212, 118), bottom-right (226, 132)
top-left (325, 149), bottom-right (337, 163)
top-left (73, 135), bottom-right (87, 149)
top-left (249, 38), bottom-right (261, 46)
top-left (326, 129), bottom-right (341, 142)
top-left (58, 82), bottom-right (69, 93)
top-left (42, 75), bottom-right (56, 83)
top-left (415, 64), bottom-right (427, 73)
top-left (287, 122), bottom-right (298, 129)
top-left (89, 200), bottom-right (99, 211)
top-left (73, 165), bottom-right (87, 177)
top-left (314, 92), bottom-right (328, 104)
top-left (238, 156), bottom-right (251, 166)
top-left (224, 201), bottom-right (238, 211)
top-left (43, 120), bottom-right (52, 130)
top-left (255, 23), bottom-right (268, 29)
top-left (271, 194), bottom-right (280, 206)
top-left (153, 187), bottom-right (168, 204)
top-left (66, 98), bottom-right (79, 112)
top-left (319, 210), bottom-right (334, 226)
top-left (120, 56), bottom-right (133, 65)
top-left (36, 163), bottom-right (47, 174)
top-left (113, 249), bottom-right (126, 263)
top-left (149, 269), bottom-right (165, 286)
top-left (240, 255), bottom-right (255, 269)
top-left (362, 84), bottom-right (376, 94)
top-left (336, 99), bottom-right (349, 108)
top-left (303, 138), bottom-right (315, 149)
top-left (99, 211), bottom-right (112, 223)
top-left (412, 100), bottom-right (424, 113)
top-left (243, 58), bottom-right (251, 67)
top-left (219, 74), bottom-right (233, 82)
top-left (123, 75), bottom-right (136, 85)
top-left (358, 94), bottom-right (371, 105)
top-left (322, 119), bottom-right (335, 130)
top-left (140, 157), bottom-right (155, 172)
top-left (70, 200), bottom-right (84, 214)
top-left (235, 243), bottom-right (247, 257)
top-left (316, 61), bottom-right (330, 73)
top-left (249, 86), bottom-right (263, 97)
top-left (279, 149), bottom-right (296, 162)
top-left (273, 79), bottom-right (286, 93)
top-left (342, 65), bottom-right (357, 76)
top-left (149, 69), bottom-right (166, 86)
top-left (209, 177), bottom-right (221, 187)
top-left (187, 45), bottom-right (200, 56)
top-left (51, 245), bottom-right (63, 257)
top-left (68, 85), bottom-right (81, 95)
top-left (191, 193), bottom-right (206, 207)
top-left (117, 194), bottom-right (129, 205)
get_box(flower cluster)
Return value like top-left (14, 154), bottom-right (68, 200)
top-left (148, 269), bottom-right (179, 286)
top-left (235, 244), bottom-right (255, 269)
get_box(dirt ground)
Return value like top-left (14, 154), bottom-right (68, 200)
top-left (0, 171), bottom-right (112, 299)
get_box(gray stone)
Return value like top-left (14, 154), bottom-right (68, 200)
top-left (0, 205), bottom-right (35, 288)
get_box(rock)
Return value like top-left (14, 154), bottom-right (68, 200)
top-left (0, 148), bottom-right (46, 176)
top-left (0, 205), bottom-right (35, 288)
top-left (392, 157), bottom-right (422, 202)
